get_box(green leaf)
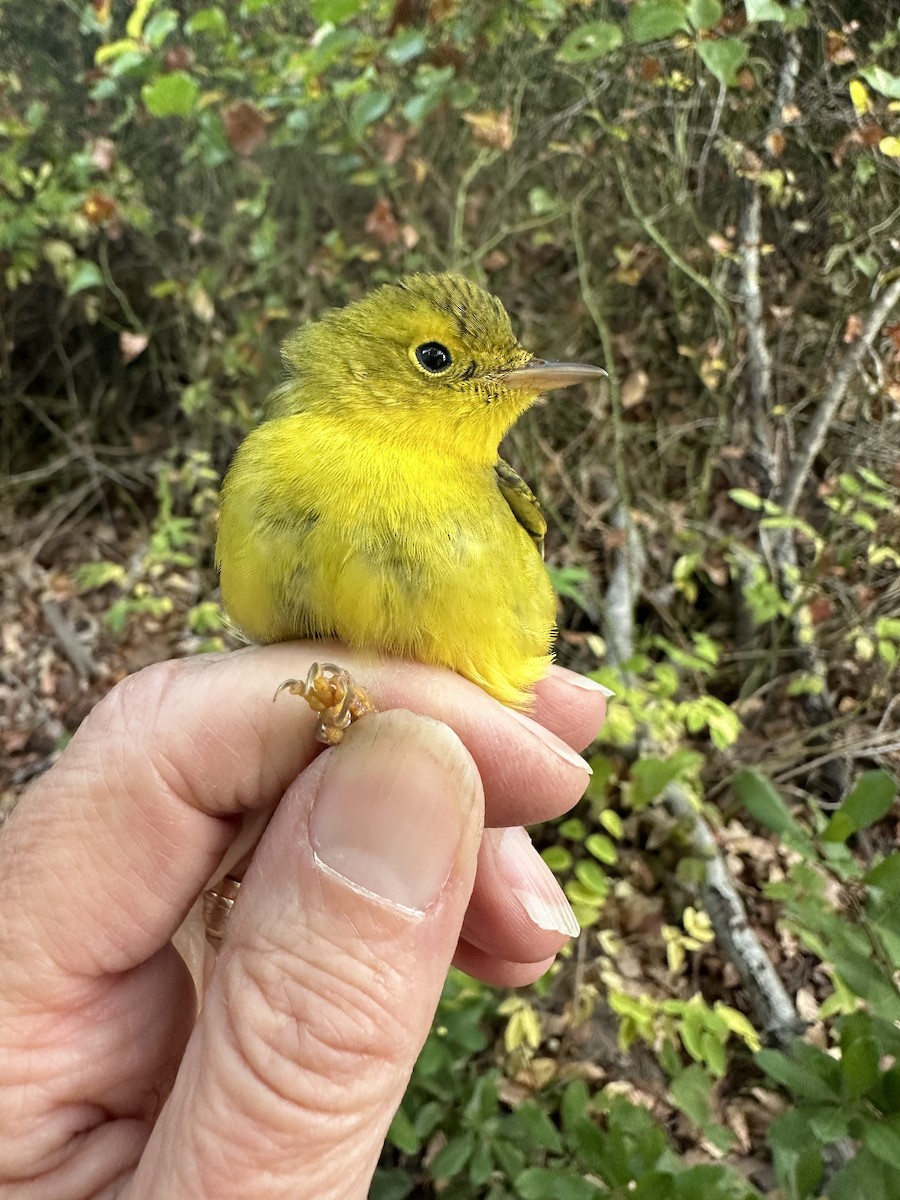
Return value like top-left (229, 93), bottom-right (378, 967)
top-left (310, 0), bottom-right (365, 22)
top-left (757, 1047), bottom-right (839, 1100)
top-left (744, 0), bottom-right (786, 20)
top-left (370, 1167), bottom-right (413, 1200)
top-left (843, 1036), bottom-right (880, 1100)
top-left (574, 858), bottom-right (609, 897)
top-left (515, 1167), bottom-right (600, 1199)
top-left (142, 71), bottom-right (199, 117)
top-left (349, 89), bottom-right (391, 137)
top-left (865, 853), bottom-right (900, 895)
top-left (732, 769), bottom-right (803, 839)
top-left (769, 1110), bottom-right (824, 1198)
top-left (630, 756), bottom-right (686, 806)
top-left (860, 65), bottom-right (900, 99)
top-left (145, 9), bottom-right (179, 45)
top-left (687, 0), bottom-right (723, 27)
top-left (185, 6), bottom-right (229, 36)
top-left (542, 845), bottom-right (573, 872)
top-left (670, 1063), bottom-right (714, 1126)
top-left (386, 1106), bottom-right (419, 1155)
top-left (512, 1103), bottom-right (564, 1153)
top-left (559, 817), bottom-right (586, 840)
top-left (629, 0), bottom-right (689, 43)
top-left (67, 260), bottom-right (105, 295)
top-left (864, 1115), bottom-right (900, 1168)
top-left (557, 21), bottom-right (624, 62)
top-left (430, 1130), bottom-right (475, 1178)
top-left (599, 809), bottom-right (623, 838)
top-left (468, 1136), bottom-right (493, 1186)
top-left (698, 37), bottom-right (748, 85)
top-left (807, 1105), bottom-right (850, 1142)
top-left (560, 1079), bottom-right (592, 1133)
top-left (585, 833), bottom-right (617, 864)
top-left (386, 29), bottom-right (427, 64)
top-left (728, 487), bottom-right (763, 509)
top-left (827, 1148), bottom-right (900, 1200)
top-left (823, 771), bottom-right (897, 842)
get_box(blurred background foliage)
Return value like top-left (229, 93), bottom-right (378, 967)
top-left (2, 1), bottom-right (900, 1196)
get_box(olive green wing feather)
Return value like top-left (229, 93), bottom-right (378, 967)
top-left (495, 458), bottom-right (547, 558)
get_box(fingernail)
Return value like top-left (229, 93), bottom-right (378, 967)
top-left (503, 708), bottom-right (593, 775)
top-left (498, 827), bottom-right (580, 938)
top-left (549, 665), bottom-right (615, 697)
top-left (310, 711), bottom-right (478, 913)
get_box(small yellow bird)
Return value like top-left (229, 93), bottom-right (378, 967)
top-left (216, 273), bottom-right (605, 710)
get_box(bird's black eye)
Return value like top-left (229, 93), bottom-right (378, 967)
top-left (415, 342), bottom-right (453, 374)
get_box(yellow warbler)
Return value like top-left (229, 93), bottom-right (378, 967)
top-left (216, 273), bottom-right (605, 709)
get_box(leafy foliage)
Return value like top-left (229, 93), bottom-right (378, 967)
top-left (3, 1), bottom-right (899, 1197)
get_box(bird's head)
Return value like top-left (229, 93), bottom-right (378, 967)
top-left (271, 273), bottom-right (606, 462)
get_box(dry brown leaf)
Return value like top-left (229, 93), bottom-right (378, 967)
top-left (372, 127), bottom-right (409, 165)
top-left (641, 57), bottom-right (664, 81)
top-left (826, 31), bottom-right (855, 65)
top-left (621, 369), bottom-right (649, 409)
top-left (483, 249), bottom-right (509, 271)
top-left (462, 108), bottom-right (513, 151)
top-left (223, 102), bottom-right (268, 156)
top-left (364, 197), bottom-right (400, 245)
top-left (164, 45), bottom-right (195, 73)
top-left (82, 191), bottom-right (117, 225)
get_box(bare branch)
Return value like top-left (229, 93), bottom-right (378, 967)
top-left (777, 275), bottom-right (900, 515)
top-left (738, 183), bottom-right (778, 486)
top-left (664, 782), bottom-right (803, 1045)
top-left (603, 503), bottom-right (645, 668)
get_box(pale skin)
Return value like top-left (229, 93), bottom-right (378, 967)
top-left (0, 645), bottom-right (606, 1200)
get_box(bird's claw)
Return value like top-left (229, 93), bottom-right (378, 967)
top-left (275, 661), bottom-right (376, 745)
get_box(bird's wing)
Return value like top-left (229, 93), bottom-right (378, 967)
top-left (495, 458), bottom-right (547, 558)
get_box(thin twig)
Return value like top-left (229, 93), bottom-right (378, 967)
top-left (40, 599), bottom-right (97, 680)
top-left (777, 275), bottom-right (900, 516)
top-left (615, 156), bottom-right (733, 333)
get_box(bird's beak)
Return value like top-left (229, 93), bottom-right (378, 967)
top-left (495, 358), bottom-right (608, 392)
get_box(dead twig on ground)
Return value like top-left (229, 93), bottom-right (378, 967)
top-left (664, 780), bottom-right (803, 1045)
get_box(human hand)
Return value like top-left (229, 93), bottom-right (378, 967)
top-left (0, 645), bottom-right (605, 1199)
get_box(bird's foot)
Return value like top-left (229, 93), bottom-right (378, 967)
top-left (275, 661), bottom-right (377, 745)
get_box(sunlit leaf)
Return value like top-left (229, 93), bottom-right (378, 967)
top-left (142, 71), bottom-right (199, 117)
top-left (850, 78), bottom-right (872, 115)
top-left (628, 0), bottom-right (689, 43)
top-left (310, 0), bottom-right (365, 23)
top-left (687, 0), bottom-right (722, 27)
top-left (557, 21), bottom-right (624, 62)
top-left (745, 0), bottom-right (786, 20)
top-left (186, 6), bottom-right (229, 36)
top-left (823, 771), bottom-right (897, 842)
top-left (698, 37), bottom-right (748, 85)
top-left (860, 64), bottom-right (900, 99)
top-left (67, 260), bottom-right (105, 294)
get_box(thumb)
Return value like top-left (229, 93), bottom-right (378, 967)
top-left (130, 710), bottom-right (483, 1200)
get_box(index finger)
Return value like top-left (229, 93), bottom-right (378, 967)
top-left (1, 645), bottom-right (601, 985)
